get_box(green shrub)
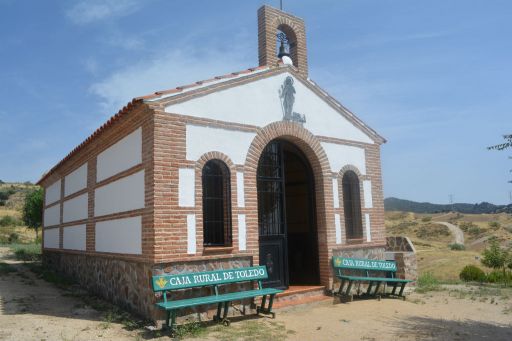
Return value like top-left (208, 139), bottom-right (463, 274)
top-left (449, 243), bottom-right (465, 251)
top-left (486, 270), bottom-right (512, 284)
top-left (459, 265), bottom-right (486, 282)
top-left (488, 221), bottom-right (501, 229)
top-left (459, 221), bottom-right (477, 232)
top-left (468, 225), bottom-right (483, 236)
top-left (417, 224), bottom-right (450, 239)
top-left (416, 272), bottom-right (439, 292)
top-left (7, 232), bottom-right (19, 243)
top-left (421, 216), bottom-right (432, 222)
top-left (10, 243), bottom-right (41, 261)
top-left (0, 215), bottom-right (22, 227)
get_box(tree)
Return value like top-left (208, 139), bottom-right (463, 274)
top-left (488, 134), bottom-right (512, 151)
top-left (22, 187), bottom-right (43, 239)
top-left (488, 134), bottom-right (512, 183)
top-left (481, 240), bottom-right (509, 284)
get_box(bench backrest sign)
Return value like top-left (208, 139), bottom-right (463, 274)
top-left (152, 266), bottom-right (268, 291)
top-left (332, 257), bottom-right (397, 271)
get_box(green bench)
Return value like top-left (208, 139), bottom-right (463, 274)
top-left (151, 265), bottom-right (283, 333)
top-left (332, 257), bottom-right (412, 300)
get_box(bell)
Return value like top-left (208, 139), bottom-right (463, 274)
top-left (277, 40), bottom-right (290, 59)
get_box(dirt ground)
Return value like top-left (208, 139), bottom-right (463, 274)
top-left (1, 247), bottom-right (511, 341)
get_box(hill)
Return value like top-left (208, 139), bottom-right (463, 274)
top-left (0, 182), bottom-right (38, 210)
top-left (384, 197), bottom-right (512, 214)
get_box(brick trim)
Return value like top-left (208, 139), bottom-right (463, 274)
top-left (244, 121), bottom-right (333, 286)
top-left (194, 152), bottom-right (238, 254)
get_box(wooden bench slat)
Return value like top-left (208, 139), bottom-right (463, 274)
top-left (338, 275), bottom-right (412, 283)
top-left (156, 288), bottom-right (281, 310)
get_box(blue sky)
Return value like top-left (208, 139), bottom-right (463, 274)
top-left (0, 0), bottom-right (511, 204)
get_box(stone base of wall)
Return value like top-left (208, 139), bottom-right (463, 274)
top-left (385, 236), bottom-right (418, 286)
top-left (43, 251), bottom-right (255, 324)
top-left (332, 246), bottom-right (386, 260)
top-left (152, 257), bottom-right (254, 324)
top-left (330, 246), bottom-right (385, 294)
top-left (43, 251), bottom-right (155, 318)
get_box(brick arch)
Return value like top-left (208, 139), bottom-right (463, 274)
top-left (194, 151), bottom-right (238, 253)
top-left (338, 164), bottom-right (364, 179)
top-left (195, 151), bottom-right (236, 172)
top-left (273, 17), bottom-right (301, 33)
top-left (244, 121), bottom-right (334, 287)
top-left (272, 17), bottom-right (302, 70)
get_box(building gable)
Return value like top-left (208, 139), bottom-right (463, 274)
top-left (161, 70), bottom-right (379, 145)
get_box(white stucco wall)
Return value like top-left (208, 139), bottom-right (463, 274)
top-left (365, 213), bottom-right (372, 242)
top-left (95, 216), bottom-right (142, 254)
top-left (332, 178), bottom-right (339, 209)
top-left (43, 227), bottom-right (60, 249)
top-left (96, 127), bottom-right (142, 182)
top-left (94, 170), bottom-right (145, 217)
top-left (63, 224), bottom-right (86, 251)
top-left (186, 125), bottom-right (256, 165)
top-left (236, 172), bottom-right (245, 207)
top-left (166, 72), bottom-right (374, 144)
top-left (187, 214), bottom-right (196, 254)
top-left (179, 168), bottom-right (195, 207)
top-left (238, 214), bottom-right (246, 251)
top-left (321, 142), bottom-right (366, 174)
top-left (363, 180), bottom-right (373, 209)
top-left (44, 204), bottom-right (60, 227)
top-left (63, 193), bottom-right (88, 223)
top-left (45, 179), bottom-right (61, 205)
top-left (335, 213), bottom-right (342, 245)
top-left (64, 163), bottom-right (87, 197)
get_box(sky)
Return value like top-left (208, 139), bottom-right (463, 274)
top-left (0, 0), bottom-right (511, 205)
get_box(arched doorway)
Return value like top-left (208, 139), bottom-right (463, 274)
top-left (257, 139), bottom-right (320, 289)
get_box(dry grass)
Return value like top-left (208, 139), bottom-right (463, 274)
top-left (417, 250), bottom-right (489, 282)
top-left (386, 211), bottom-right (512, 282)
top-left (0, 207), bottom-right (21, 218)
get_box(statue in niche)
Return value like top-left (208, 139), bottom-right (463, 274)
top-left (279, 76), bottom-right (306, 124)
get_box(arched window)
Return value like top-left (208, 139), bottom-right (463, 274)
top-left (202, 160), bottom-right (232, 246)
top-left (342, 171), bottom-right (363, 240)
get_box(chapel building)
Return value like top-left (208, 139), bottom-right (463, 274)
top-left (38, 6), bottom-right (405, 320)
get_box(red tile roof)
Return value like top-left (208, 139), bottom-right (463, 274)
top-left (37, 63), bottom-right (385, 185)
top-left (37, 98), bottom-right (142, 185)
top-left (37, 65), bottom-right (271, 185)
top-left (137, 65), bottom-right (269, 101)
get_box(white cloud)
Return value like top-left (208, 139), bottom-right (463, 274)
top-left (83, 58), bottom-right (99, 75)
top-left (66, 0), bottom-right (142, 24)
top-left (104, 34), bottom-right (143, 50)
top-left (90, 44), bottom-right (252, 115)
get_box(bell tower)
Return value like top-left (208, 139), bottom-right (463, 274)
top-left (257, 5), bottom-right (309, 78)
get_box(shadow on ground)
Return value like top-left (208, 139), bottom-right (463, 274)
top-left (392, 316), bottom-right (512, 341)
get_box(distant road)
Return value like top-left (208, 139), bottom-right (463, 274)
top-left (438, 222), bottom-right (464, 245)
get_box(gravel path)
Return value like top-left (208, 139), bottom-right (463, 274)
top-left (438, 221), bottom-right (465, 245)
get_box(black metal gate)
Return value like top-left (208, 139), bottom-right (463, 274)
top-left (257, 141), bottom-right (288, 289)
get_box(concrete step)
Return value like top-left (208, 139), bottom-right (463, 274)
top-left (256, 285), bottom-right (331, 309)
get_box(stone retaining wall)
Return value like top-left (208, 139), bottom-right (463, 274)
top-left (385, 236), bottom-right (417, 284)
top-left (43, 251), bottom-right (254, 322)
